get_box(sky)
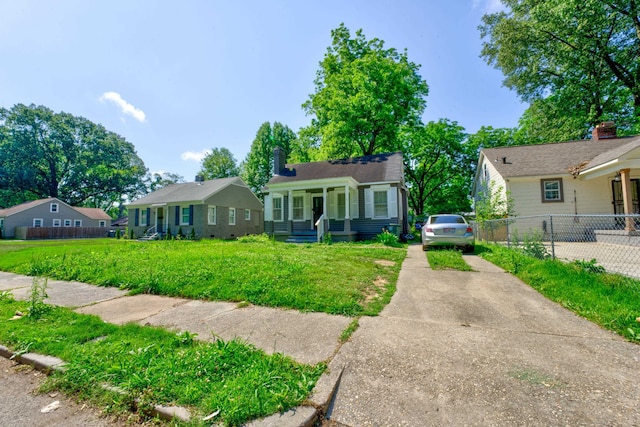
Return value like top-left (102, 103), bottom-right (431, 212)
top-left (0, 0), bottom-right (525, 182)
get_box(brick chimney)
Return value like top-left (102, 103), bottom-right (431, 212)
top-left (273, 146), bottom-right (287, 175)
top-left (592, 121), bottom-right (617, 140)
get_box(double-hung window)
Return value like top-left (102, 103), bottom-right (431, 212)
top-left (74, 219), bottom-right (82, 227)
top-left (208, 206), bottom-right (216, 225)
top-left (50, 203), bottom-right (59, 213)
top-left (292, 195), bottom-right (304, 221)
top-left (373, 190), bottom-right (388, 218)
top-left (272, 195), bottom-right (283, 222)
top-left (181, 207), bottom-right (190, 225)
top-left (141, 209), bottom-right (148, 226)
top-left (33, 218), bottom-right (43, 227)
top-left (244, 209), bottom-right (251, 221)
top-left (541, 178), bottom-right (564, 203)
top-left (53, 219), bottom-right (61, 227)
top-left (229, 207), bottom-right (236, 225)
top-left (63, 219), bottom-right (72, 227)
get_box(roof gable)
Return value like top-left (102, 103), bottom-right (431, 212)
top-left (266, 152), bottom-right (404, 186)
top-left (480, 136), bottom-right (640, 178)
top-left (128, 177), bottom-right (251, 206)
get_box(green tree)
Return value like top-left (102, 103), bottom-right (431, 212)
top-left (199, 147), bottom-right (239, 179)
top-left (303, 23), bottom-right (429, 159)
top-left (0, 104), bottom-right (147, 209)
top-left (403, 120), bottom-right (468, 216)
top-left (480, 0), bottom-right (640, 136)
top-left (241, 122), bottom-right (296, 198)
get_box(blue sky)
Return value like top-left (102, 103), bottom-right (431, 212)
top-left (0, 0), bottom-right (524, 181)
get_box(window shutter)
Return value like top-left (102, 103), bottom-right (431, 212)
top-left (189, 205), bottom-right (194, 225)
top-left (388, 188), bottom-right (398, 218)
top-left (134, 209), bottom-right (139, 226)
top-left (146, 208), bottom-right (151, 226)
top-left (304, 193), bottom-right (311, 220)
top-left (175, 206), bottom-right (180, 225)
top-left (350, 189), bottom-right (359, 219)
top-left (364, 188), bottom-right (373, 219)
top-left (264, 195), bottom-right (272, 221)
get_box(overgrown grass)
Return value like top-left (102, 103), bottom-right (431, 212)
top-left (0, 296), bottom-right (323, 426)
top-left (478, 243), bottom-right (640, 342)
top-left (426, 249), bottom-right (473, 271)
top-left (0, 238), bottom-right (405, 316)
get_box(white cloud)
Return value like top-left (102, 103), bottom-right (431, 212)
top-left (181, 150), bottom-right (209, 162)
top-left (99, 91), bottom-right (146, 122)
top-left (473, 0), bottom-right (505, 14)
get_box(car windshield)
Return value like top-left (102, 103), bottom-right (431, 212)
top-left (431, 215), bottom-right (465, 224)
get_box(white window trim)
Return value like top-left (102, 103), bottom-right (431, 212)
top-left (229, 207), bottom-right (236, 226)
top-left (364, 185), bottom-right (397, 219)
top-left (53, 219), bottom-right (62, 227)
top-left (208, 205), bottom-right (217, 225)
top-left (141, 209), bottom-right (148, 226)
top-left (63, 219), bottom-right (72, 227)
top-left (50, 203), bottom-right (59, 213)
top-left (74, 219), bottom-right (82, 227)
top-left (244, 209), bottom-right (251, 221)
top-left (180, 206), bottom-right (190, 225)
top-left (272, 194), bottom-right (284, 222)
top-left (98, 220), bottom-right (106, 227)
top-left (292, 193), bottom-right (306, 222)
top-left (33, 218), bottom-right (43, 227)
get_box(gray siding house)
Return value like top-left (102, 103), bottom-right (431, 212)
top-left (0, 197), bottom-right (111, 239)
top-left (127, 177), bottom-right (263, 239)
top-left (263, 149), bottom-right (409, 242)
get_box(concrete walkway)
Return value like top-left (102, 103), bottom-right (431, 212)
top-left (319, 244), bottom-right (640, 426)
top-left (2, 245), bottom-right (640, 426)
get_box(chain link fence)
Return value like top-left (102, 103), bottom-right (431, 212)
top-left (477, 214), bottom-right (640, 279)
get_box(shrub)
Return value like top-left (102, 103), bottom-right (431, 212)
top-left (375, 230), bottom-right (400, 247)
top-left (237, 233), bottom-right (272, 243)
top-left (574, 259), bottom-right (606, 274)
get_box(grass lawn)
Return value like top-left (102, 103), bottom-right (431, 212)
top-left (477, 243), bottom-right (640, 343)
top-left (426, 249), bottom-right (473, 271)
top-left (0, 295), bottom-right (322, 426)
top-left (0, 236), bottom-right (406, 316)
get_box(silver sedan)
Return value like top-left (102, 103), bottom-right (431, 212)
top-left (421, 214), bottom-right (474, 252)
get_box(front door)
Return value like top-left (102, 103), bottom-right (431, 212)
top-left (312, 196), bottom-right (323, 229)
top-left (157, 207), bottom-right (165, 233)
top-left (612, 179), bottom-right (640, 228)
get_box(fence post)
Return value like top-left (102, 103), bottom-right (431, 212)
top-left (549, 214), bottom-right (556, 259)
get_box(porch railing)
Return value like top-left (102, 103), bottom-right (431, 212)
top-left (315, 214), bottom-right (326, 243)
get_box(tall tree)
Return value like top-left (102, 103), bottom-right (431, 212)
top-left (480, 0), bottom-right (640, 136)
top-left (199, 147), bottom-right (239, 179)
top-left (403, 120), bottom-right (468, 216)
top-left (0, 104), bottom-right (147, 209)
top-left (303, 23), bottom-right (429, 159)
top-left (241, 122), bottom-right (296, 198)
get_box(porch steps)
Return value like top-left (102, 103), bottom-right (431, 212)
top-left (285, 231), bottom-right (318, 244)
top-left (138, 232), bottom-right (160, 241)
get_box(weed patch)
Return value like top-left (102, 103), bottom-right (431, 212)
top-left (427, 249), bottom-right (473, 271)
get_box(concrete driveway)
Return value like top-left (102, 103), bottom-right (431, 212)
top-left (322, 244), bottom-right (640, 426)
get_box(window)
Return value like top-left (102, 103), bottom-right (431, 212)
top-left (50, 203), bottom-right (59, 213)
top-left (33, 218), bottom-right (43, 227)
top-left (74, 219), bottom-right (82, 227)
top-left (53, 219), bottom-right (61, 227)
top-left (541, 178), bottom-right (564, 203)
top-left (98, 220), bottom-right (106, 227)
top-left (181, 207), bottom-right (190, 225)
top-left (244, 209), bottom-right (251, 221)
top-left (63, 219), bottom-right (72, 227)
top-left (373, 190), bottom-right (388, 218)
top-left (292, 196), bottom-right (304, 221)
top-left (229, 207), bottom-right (236, 225)
top-left (141, 209), bottom-right (148, 226)
top-left (272, 195), bottom-right (283, 222)
top-left (207, 205), bottom-right (216, 225)
top-left (337, 193), bottom-right (346, 219)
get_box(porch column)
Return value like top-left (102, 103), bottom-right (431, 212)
top-left (323, 187), bottom-right (328, 230)
top-left (287, 190), bottom-right (293, 233)
top-left (344, 184), bottom-right (351, 233)
top-left (620, 168), bottom-right (635, 231)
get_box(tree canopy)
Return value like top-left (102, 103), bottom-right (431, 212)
top-left (0, 104), bottom-right (147, 210)
top-left (199, 147), bottom-right (239, 180)
top-left (241, 122), bottom-right (296, 198)
top-left (303, 23), bottom-right (429, 159)
top-left (480, 0), bottom-right (640, 136)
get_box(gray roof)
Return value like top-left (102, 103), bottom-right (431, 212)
top-left (128, 177), bottom-right (245, 206)
top-left (0, 197), bottom-right (111, 220)
top-left (266, 152), bottom-right (404, 186)
top-left (481, 136), bottom-right (640, 178)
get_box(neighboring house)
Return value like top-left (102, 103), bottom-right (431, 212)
top-left (0, 197), bottom-right (111, 239)
top-left (127, 176), bottom-right (263, 239)
top-left (472, 122), bottom-right (640, 236)
top-left (263, 148), bottom-right (409, 242)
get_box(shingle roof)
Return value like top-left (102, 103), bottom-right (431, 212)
top-left (481, 136), bottom-right (640, 178)
top-left (128, 177), bottom-right (244, 206)
top-left (266, 152), bottom-right (404, 186)
top-left (0, 198), bottom-right (50, 217)
top-left (74, 207), bottom-right (112, 220)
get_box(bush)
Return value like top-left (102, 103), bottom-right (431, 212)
top-left (574, 259), bottom-right (606, 274)
top-left (237, 233), bottom-right (272, 243)
top-left (375, 230), bottom-right (401, 247)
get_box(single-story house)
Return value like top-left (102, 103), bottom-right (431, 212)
top-left (472, 122), bottom-right (640, 238)
top-left (127, 176), bottom-right (263, 239)
top-left (0, 197), bottom-right (111, 239)
top-left (263, 148), bottom-right (409, 242)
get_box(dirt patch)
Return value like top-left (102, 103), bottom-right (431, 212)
top-left (363, 276), bottom-right (389, 305)
top-left (374, 260), bottom-right (396, 267)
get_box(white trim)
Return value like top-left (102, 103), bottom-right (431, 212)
top-left (98, 220), bottom-right (106, 227)
top-left (272, 194), bottom-right (284, 222)
top-left (33, 218), bottom-right (43, 227)
top-left (208, 205), bottom-right (217, 225)
top-left (180, 206), bottom-right (190, 225)
top-left (53, 218), bottom-right (62, 227)
top-left (229, 207), bottom-right (236, 225)
top-left (73, 219), bottom-right (82, 227)
top-left (244, 208), bottom-right (251, 221)
top-left (63, 219), bottom-right (72, 227)
top-left (50, 202), bottom-right (59, 213)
